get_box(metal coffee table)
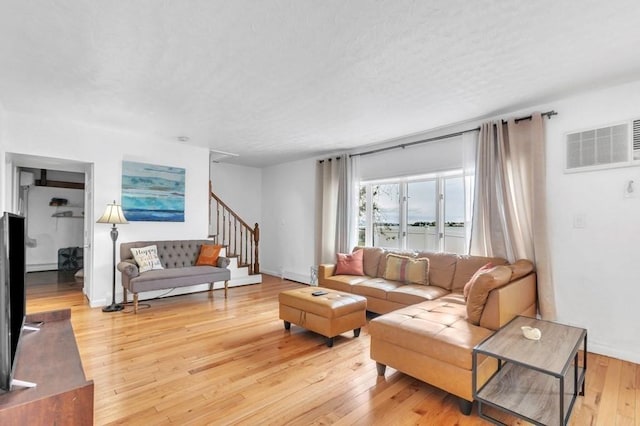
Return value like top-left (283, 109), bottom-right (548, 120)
top-left (473, 316), bottom-right (587, 425)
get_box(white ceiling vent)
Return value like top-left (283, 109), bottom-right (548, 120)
top-left (565, 119), bottom-right (640, 173)
top-left (210, 149), bottom-right (239, 163)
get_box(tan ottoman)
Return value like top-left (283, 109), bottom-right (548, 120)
top-left (279, 287), bottom-right (367, 347)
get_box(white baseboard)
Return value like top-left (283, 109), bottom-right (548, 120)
top-left (27, 263), bottom-right (58, 272)
top-left (89, 297), bottom-right (108, 308)
top-left (260, 268), bottom-right (311, 284)
top-left (589, 341), bottom-right (640, 364)
top-left (229, 275), bottom-right (262, 286)
top-left (283, 271), bottom-right (312, 285)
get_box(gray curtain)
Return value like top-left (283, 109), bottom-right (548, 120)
top-left (336, 154), bottom-right (359, 254)
top-left (470, 113), bottom-right (556, 320)
top-left (316, 154), bottom-right (359, 265)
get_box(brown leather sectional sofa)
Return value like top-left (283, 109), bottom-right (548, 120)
top-left (318, 247), bottom-right (537, 414)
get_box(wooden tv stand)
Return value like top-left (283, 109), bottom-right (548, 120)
top-left (0, 309), bottom-right (93, 425)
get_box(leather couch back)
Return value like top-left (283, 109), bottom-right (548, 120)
top-left (354, 246), bottom-right (509, 292)
top-left (449, 254), bottom-right (508, 292)
top-left (120, 240), bottom-right (214, 269)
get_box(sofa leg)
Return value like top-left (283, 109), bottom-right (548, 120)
top-left (133, 294), bottom-right (139, 314)
top-left (376, 362), bottom-right (387, 376)
top-left (123, 287), bottom-right (128, 304)
top-left (224, 280), bottom-right (228, 298)
top-left (457, 398), bottom-right (473, 415)
top-left (209, 283), bottom-right (214, 292)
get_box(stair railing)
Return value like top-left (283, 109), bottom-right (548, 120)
top-left (209, 182), bottom-right (260, 274)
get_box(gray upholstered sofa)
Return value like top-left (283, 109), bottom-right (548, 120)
top-left (117, 239), bottom-right (231, 313)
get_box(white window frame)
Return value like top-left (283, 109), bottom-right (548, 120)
top-left (359, 169), bottom-right (466, 253)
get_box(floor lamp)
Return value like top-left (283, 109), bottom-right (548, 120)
top-left (97, 200), bottom-right (128, 312)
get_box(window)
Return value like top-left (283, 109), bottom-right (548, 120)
top-left (407, 180), bottom-right (437, 251)
top-left (358, 171), bottom-right (468, 254)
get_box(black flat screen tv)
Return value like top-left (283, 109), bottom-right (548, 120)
top-left (0, 212), bottom-right (26, 392)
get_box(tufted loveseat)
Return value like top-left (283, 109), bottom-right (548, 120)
top-left (117, 240), bottom-right (231, 313)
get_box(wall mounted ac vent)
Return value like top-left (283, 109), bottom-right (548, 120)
top-left (633, 119), bottom-right (640, 161)
top-left (565, 119), bottom-right (640, 173)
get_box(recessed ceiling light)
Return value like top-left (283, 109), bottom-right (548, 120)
top-left (177, 136), bottom-right (190, 142)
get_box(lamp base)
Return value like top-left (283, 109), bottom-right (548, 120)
top-left (102, 303), bottom-right (124, 313)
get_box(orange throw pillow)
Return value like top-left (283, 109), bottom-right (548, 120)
top-left (335, 249), bottom-right (364, 276)
top-left (196, 244), bottom-right (222, 266)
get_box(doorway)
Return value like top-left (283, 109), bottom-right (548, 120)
top-left (6, 153), bottom-right (94, 304)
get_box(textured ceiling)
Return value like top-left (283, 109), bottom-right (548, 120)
top-left (1, 1), bottom-right (640, 167)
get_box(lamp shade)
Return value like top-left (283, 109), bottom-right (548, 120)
top-left (96, 201), bottom-right (128, 225)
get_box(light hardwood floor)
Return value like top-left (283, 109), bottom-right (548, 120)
top-left (26, 273), bottom-right (639, 425)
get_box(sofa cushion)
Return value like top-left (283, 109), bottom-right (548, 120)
top-left (130, 245), bottom-right (164, 273)
top-left (383, 253), bottom-right (429, 285)
top-left (354, 247), bottom-right (385, 278)
top-left (387, 284), bottom-right (450, 305)
top-left (320, 274), bottom-right (369, 293)
top-left (508, 259), bottom-right (535, 280)
top-left (416, 252), bottom-right (458, 290)
top-left (128, 265), bottom-right (229, 293)
top-left (451, 255), bottom-right (508, 293)
top-left (369, 300), bottom-right (494, 370)
top-left (195, 244), bottom-right (222, 266)
top-left (335, 249), bottom-right (364, 275)
top-left (466, 265), bottom-right (513, 325)
top-left (352, 278), bottom-right (403, 300)
top-left (463, 262), bottom-right (494, 299)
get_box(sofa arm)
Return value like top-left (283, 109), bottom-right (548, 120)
top-left (317, 264), bottom-right (336, 285)
top-left (217, 256), bottom-right (230, 268)
top-left (479, 272), bottom-right (537, 331)
top-left (117, 260), bottom-right (139, 278)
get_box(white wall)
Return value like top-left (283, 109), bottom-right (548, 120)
top-left (210, 162), bottom-right (262, 228)
top-left (540, 80), bottom-right (640, 364)
top-left (259, 79), bottom-right (640, 364)
top-left (261, 157), bottom-right (317, 283)
top-left (4, 79), bottom-right (640, 362)
top-left (1, 111), bottom-right (211, 307)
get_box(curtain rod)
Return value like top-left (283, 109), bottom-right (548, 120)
top-left (351, 110), bottom-right (557, 158)
top-left (318, 156), bottom-right (342, 164)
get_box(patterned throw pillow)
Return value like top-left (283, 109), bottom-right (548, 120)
top-left (130, 245), bottom-right (164, 273)
top-left (335, 249), bottom-right (364, 275)
top-left (196, 244), bottom-right (222, 266)
top-left (383, 253), bottom-right (429, 285)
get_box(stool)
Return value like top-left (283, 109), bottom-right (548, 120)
top-left (279, 287), bottom-right (367, 347)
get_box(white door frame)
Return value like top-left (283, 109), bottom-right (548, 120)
top-left (5, 153), bottom-right (95, 302)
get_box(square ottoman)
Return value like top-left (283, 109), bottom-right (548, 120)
top-left (279, 287), bottom-right (367, 347)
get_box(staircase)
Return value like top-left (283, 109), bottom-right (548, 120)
top-left (209, 183), bottom-right (262, 288)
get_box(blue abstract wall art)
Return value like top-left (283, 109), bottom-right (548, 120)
top-left (121, 161), bottom-right (185, 222)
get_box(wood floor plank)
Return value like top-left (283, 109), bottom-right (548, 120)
top-left (636, 365), bottom-right (640, 426)
top-left (596, 355), bottom-right (621, 426)
top-left (24, 272), bottom-right (639, 425)
top-left (617, 360), bottom-right (636, 425)
top-left (570, 349), bottom-right (606, 425)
